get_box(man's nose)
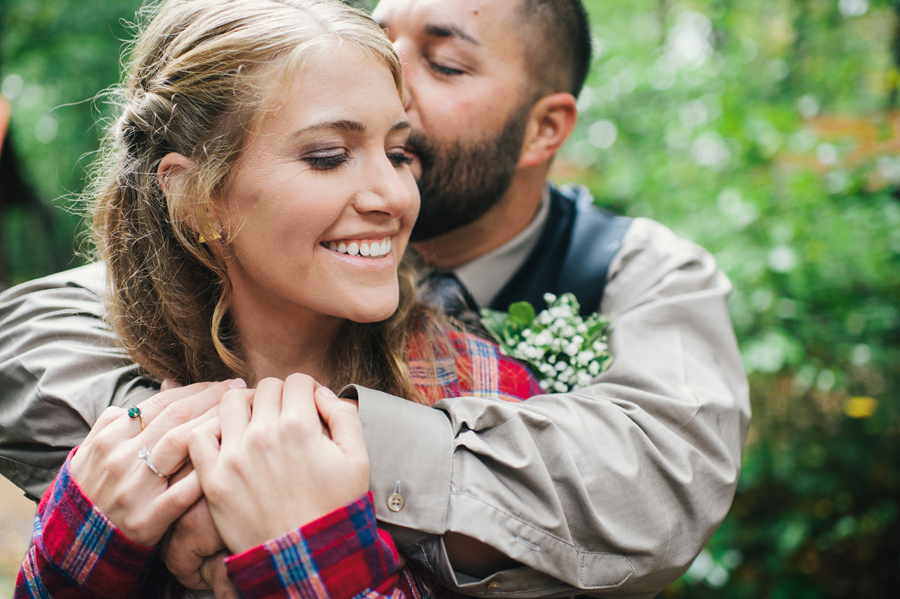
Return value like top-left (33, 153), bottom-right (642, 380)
top-left (392, 41), bottom-right (415, 113)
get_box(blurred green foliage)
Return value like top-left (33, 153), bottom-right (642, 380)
top-left (1, 0), bottom-right (899, 596)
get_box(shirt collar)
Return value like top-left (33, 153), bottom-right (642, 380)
top-left (453, 186), bottom-right (552, 309)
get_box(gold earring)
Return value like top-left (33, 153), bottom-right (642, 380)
top-left (198, 226), bottom-right (222, 244)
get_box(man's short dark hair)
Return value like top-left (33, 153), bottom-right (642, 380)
top-left (515, 0), bottom-right (592, 99)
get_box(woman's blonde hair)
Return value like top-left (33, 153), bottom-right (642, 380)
top-left (91, 0), bottom-right (448, 399)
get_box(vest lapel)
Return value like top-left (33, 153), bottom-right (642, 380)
top-left (490, 187), bottom-right (576, 314)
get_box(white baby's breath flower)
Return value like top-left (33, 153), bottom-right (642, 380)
top-left (480, 293), bottom-right (612, 393)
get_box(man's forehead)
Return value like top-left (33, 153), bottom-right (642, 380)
top-left (373, 0), bottom-right (519, 33)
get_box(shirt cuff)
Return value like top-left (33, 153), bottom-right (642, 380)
top-left (344, 385), bottom-right (453, 546)
top-left (225, 491), bottom-right (401, 599)
top-left (34, 450), bottom-right (156, 599)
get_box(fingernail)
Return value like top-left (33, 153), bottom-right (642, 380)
top-left (228, 378), bottom-right (247, 389)
top-left (318, 386), bottom-right (337, 398)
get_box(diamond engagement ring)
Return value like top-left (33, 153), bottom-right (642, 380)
top-left (137, 446), bottom-right (167, 478)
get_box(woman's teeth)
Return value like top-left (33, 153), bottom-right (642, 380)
top-left (326, 238), bottom-right (392, 258)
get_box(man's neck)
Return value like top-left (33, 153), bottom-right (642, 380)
top-left (411, 170), bottom-right (546, 269)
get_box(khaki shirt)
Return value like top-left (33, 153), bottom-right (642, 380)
top-left (0, 218), bottom-right (748, 598)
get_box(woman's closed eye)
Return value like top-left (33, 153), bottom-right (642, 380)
top-left (388, 151), bottom-right (414, 167)
top-left (306, 153), bottom-right (350, 170)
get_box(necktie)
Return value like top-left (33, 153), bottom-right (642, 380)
top-left (420, 271), bottom-right (482, 328)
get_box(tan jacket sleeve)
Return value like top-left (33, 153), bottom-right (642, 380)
top-left (353, 218), bottom-right (750, 598)
top-left (0, 263), bottom-right (158, 500)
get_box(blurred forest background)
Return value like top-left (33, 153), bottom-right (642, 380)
top-left (1, 0), bottom-right (898, 597)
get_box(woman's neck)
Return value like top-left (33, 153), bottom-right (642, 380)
top-left (228, 292), bottom-right (344, 388)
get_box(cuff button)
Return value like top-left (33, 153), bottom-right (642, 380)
top-left (387, 493), bottom-right (405, 512)
top-left (487, 581), bottom-right (502, 591)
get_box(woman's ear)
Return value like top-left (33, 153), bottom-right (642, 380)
top-left (157, 152), bottom-right (222, 241)
top-left (157, 152), bottom-right (194, 198)
top-left (517, 93), bottom-right (578, 169)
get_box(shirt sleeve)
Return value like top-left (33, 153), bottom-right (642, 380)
top-left (353, 218), bottom-right (750, 598)
top-left (224, 492), bottom-right (421, 599)
top-left (0, 263), bottom-right (158, 500)
top-left (15, 450), bottom-right (157, 599)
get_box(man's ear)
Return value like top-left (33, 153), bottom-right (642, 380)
top-left (517, 93), bottom-right (577, 169)
top-left (157, 152), bottom-right (194, 198)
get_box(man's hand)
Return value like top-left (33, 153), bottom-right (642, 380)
top-left (200, 551), bottom-right (240, 599)
top-left (160, 495), bottom-right (227, 589)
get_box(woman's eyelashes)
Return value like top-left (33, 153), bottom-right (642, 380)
top-left (304, 149), bottom-right (412, 171)
top-left (306, 153), bottom-right (349, 170)
top-left (388, 151), bottom-right (414, 167)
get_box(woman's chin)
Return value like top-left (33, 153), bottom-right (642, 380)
top-left (340, 298), bottom-right (399, 324)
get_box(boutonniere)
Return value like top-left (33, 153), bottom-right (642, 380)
top-left (480, 293), bottom-right (612, 392)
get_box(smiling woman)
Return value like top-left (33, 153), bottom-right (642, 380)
top-left (13, 1), bottom-right (542, 598)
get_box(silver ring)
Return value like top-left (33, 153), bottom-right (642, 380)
top-left (137, 446), bottom-right (168, 478)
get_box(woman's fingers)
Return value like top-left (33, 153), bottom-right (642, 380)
top-left (137, 382), bottom-right (213, 425)
top-left (151, 469), bottom-right (204, 529)
top-left (189, 416), bottom-right (222, 484)
top-left (281, 373), bottom-right (323, 439)
top-left (142, 407), bottom-right (219, 479)
top-left (249, 377), bottom-right (283, 423)
top-left (140, 379), bottom-right (241, 446)
top-left (81, 405), bottom-right (128, 445)
top-left (218, 388), bottom-right (252, 448)
top-left (314, 386), bottom-right (366, 456)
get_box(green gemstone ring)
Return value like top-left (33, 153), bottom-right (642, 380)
top-left (127, 405), bottom-right (145, 429)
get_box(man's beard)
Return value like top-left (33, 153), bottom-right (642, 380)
top-left (408, 102), bottom-right (532, 242)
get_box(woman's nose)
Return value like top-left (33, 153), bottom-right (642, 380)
top-left (354, 156), bottom-right (415, 218)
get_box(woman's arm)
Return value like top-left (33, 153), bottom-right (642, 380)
top-left (188, 376), bottom-right (424, 599)
top-left (15, 454), bottom-right (157, 599)
top-left (15, 381), bottom-right (232, 599)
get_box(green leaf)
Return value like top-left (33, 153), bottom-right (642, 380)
top-left (508, 301), bottom-right (536, 326)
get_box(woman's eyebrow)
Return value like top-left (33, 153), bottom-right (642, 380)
top-left (297, 120), bottom-right (367, 134)
top-left (390, 120), bottom-right (411, 133)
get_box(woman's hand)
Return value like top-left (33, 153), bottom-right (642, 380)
top-left (189, 374), bottom-right (370, 554)
top-left (69, 379), bottom-right (242, 546)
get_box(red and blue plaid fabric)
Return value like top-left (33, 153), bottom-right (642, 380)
top-left (16, 331), bottom-right (540, 599)
top-left (225, 492), bottom-right (402, 599)
top-left (408, 330), bottom-right (543, 405)
top-left (15, 449), bottom-right (155, 599)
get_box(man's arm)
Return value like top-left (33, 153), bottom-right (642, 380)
top-left (352, 218), bottom-right (750, 598)
top-left (0, 263), bottom-right (158, 500)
